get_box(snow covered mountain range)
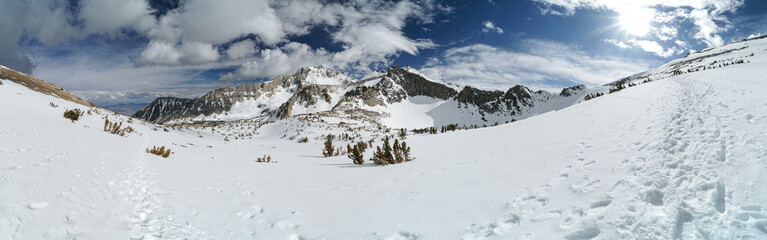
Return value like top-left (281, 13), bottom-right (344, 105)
top-left (133, 65), bottom-right (589, 129)
top-left (1, 35), bottom-right (766, 239)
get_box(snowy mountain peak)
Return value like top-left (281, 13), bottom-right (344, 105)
top-left (292, 65), bottom-right (354, 86)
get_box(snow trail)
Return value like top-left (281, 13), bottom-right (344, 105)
top-left (463, 73), bottom-right (767, 239)
top-left (121, 138), bottom-right (207, 239)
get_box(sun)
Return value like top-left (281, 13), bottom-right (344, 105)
top-left (618, 8), bottom-right (654, 36)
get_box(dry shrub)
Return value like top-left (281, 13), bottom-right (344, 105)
top-left (146, 146), bottom-right (172, 158)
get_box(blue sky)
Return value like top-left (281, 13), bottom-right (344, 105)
top-left (0, 0), bottom-right (765, 105)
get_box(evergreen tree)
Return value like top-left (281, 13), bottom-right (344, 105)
top-left (348, 145), bottom-right (364, 164)
top-left (371, 146), bottom-right (388, 165)
top-left (393, 139), bottom-right (403, 163)
top-left (401, 141), bottom-right (413, 161)
top-left (322, 135), bottom-right (334, 157)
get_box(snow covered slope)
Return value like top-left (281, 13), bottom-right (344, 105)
top-left (1, 36), bottom-right (767, 239)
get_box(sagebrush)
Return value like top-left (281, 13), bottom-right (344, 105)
top-left (146, 146), bottom-right (171, 158)
top-left (63, 109), bottom-right (83, 122)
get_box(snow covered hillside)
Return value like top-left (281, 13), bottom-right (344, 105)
top-left (1, 37), bottom-right (767, 239)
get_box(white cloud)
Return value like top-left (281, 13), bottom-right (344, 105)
top-left (482, 21), bottom-right (504, 34)
top-left (628, 40), bottom-right (677, 58)
top-left (690, 9), bottom-right (724, 46)
top-left (220, 42), bottom-right (332, 81)
top-left (226, 40), bottom-right (258, 60)
top-left (419, 40), bottom-right (654, 91)
top-left (530, 0), bottom-right (744, 47)
top-left (603, 39), bottom-right (631, 49)
top-left (655, 26), bottom-right (678, 41)
top-left (136, 41), bottom-right (183, 66)
top-left (77, 0), bottom-right (156, 37)
top-left (222, 0), bottom-right (442, 80)
top-left (176, 0), bottom-right (285, 45)
top-left (135, 40), bottom-right (221, 66)
top-left (604, 38), bottom-right (684, 58)
top-left (0, 0), bottom-right (447, 74)
top-left (181, 42), bottom-right (221, 64)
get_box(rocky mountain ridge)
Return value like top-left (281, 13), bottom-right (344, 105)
top-left (133, 65), bottom-right (590, 128)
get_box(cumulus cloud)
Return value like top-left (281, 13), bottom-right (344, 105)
top-left (135, 41), bottom-right (220, 66)
top-left (77, 0), bottom-right (156, 37)
top-left (176, 0), bottom-right (285, 45)
top-left (226, 40), bottom-right (258, 60)
top-left (222, 0), bottom-right (441, 80)
top-left (419, 40), bottom-right (654, 91)
top-left (604, 38), bottom-right (684, 58)
top-left (530, 0), bottom-right (744, 47)
top-left (628, 40), bottom-right (678, 58)
top-left (0, 0), bottom-right (447, 74)
top-left (603, 39), bottom-right (631, 49)
top-left (482, 21), bottom-right (504, 34)
top-left (690, 9), bottom-right (725, 46)
top-left (220, 42), bottom-right (332, 81)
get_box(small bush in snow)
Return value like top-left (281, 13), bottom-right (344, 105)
top-left (256, 155), bottom-right (272, 163)
top-left (103, 118), bottom-right (134, 136)
top-left (392, 139), bottom-right (413, 163)
top-left (322, 135), bottom-right (335, 157)
top-left (63, 109), bottom-right (83, 122)
top-left (608, 84), bottom-right (625, 93)
top-left (412, 127), bottom-right (437, 134)
top-left (584, 92), bottom-right (604, 101)
top-left (146, 146), bottom-right (171, 158)
top-left (370, 137), bottom-right (414, 166)
top-left (347, 142), bottom-right (367, 164)
top-left (298, 137), bottom-right (309, 143)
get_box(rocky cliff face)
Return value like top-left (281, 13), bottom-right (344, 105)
top-left (133, 97), bottom-right (195, 123)
top-left (133, 66), bottom-right (353, 122)
top-left (134, 64), bottom-right (588, 128)
top-left (388, 65), bottom-right (457, 100)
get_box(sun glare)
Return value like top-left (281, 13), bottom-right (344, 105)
top-left (618, 8), bottom-right (654, 36)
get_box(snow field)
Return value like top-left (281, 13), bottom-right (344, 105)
top-left (1, 38), bottom-right (767, 239)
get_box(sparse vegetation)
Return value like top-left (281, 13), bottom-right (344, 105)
top-left (441, 124), bottom-right (458, 133)
top-left (146, 146), bottom-right (172, 158)
top-left (103, 118), bottom-right (134, 136)
top-left (370, 137), bottom-right (414, 166)
top-left (63, 108), bottom-right (83, 122)
top-left (298, 136), bottom-right (309, 143)
top-left (256, 155), bottom-right (273, 163)
top-left (49, 102), bottom-right (58, 108)
top-left (609, 84), bottom-right (625, 93)
top-left (584, 92), bottom-right (604, 101)
top-left (322, 135), bottom-right (335, 157)
top-left (412, 127), bottom-right (438, 134)
top-left (347, 141), bottom-right (368, 164)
